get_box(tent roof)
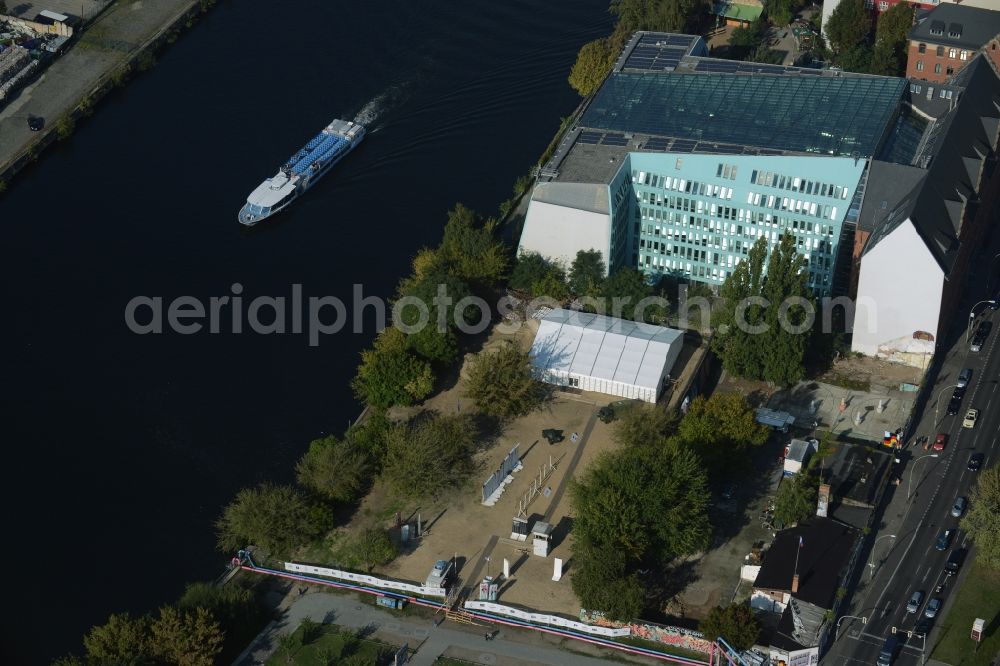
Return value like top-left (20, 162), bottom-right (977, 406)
top-left (529, 309), bottom-right (683, 390)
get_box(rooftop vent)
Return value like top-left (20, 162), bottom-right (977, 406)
top-left (930, 20), bottom-right (945, 36)
top-left (948, 23), bottom-right (963, 38)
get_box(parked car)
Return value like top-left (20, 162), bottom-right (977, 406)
top-left (964, 408), bottom-right (979, 428)
top-left (952, 496), bottom-right (967, 518)
top-left (925, 598), bottom-right (942, 619)
top-left (969, 453), bottom-right (985, 471)
top-left (957, 368), bottom-right (973, 389)
top-left (906, 590), bottom-right (925, 613)
top-left (27, 115), bottom-right (44, 131)
top-left (945, 548), bottom-right (966, 576)
top-left (933, 433), bottom-right (948, 451)
top-left (936, 529), bottom-right (953, 551)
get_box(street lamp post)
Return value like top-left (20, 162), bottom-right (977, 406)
top-left (908, 454), bottom-right (940, 500)
top-left (835, 615), bottom-right (867, 641)
top-left (934, 383), bottom-right (959, 425)
top-left (967, 300), bottom-right (997, 342)
top-left (868, 534), bottom-right (897, 581)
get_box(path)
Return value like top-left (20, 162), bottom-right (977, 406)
top-left (236, 588), bottom-right (636, 666)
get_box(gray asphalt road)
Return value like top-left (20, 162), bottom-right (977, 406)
top-left (828, 247), bottom-right (1000, 665)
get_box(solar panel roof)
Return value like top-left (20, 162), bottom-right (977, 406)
top-left (581, 71), bottom-right (906, 157)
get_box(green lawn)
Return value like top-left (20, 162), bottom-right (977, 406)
top-left (931, 560), bottom-right (1000, 665)
top-left (266, 622), bottom-right (398, 666)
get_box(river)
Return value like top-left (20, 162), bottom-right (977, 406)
top-left (0, 0), bottom-right (611, 661)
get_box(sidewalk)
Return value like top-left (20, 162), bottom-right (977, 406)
top-left (235, 587), bottom-right (647, 666)
top-left (0, 0), bottom-right (201, 177)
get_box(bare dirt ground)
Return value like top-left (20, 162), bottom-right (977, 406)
top-left (318, 319), bottom-right (632, 620)
top-left (819, 354), bottom-right (924, 392)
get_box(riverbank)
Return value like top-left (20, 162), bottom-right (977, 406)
top-left (0, 0), bottom-right (214, 188)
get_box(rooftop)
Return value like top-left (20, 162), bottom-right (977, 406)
top-left (753, 517), bottom-right (857, 609)
top-left (529, 308), bottom-right (684, 390)
top-left (909, 3), bottom-right (1000, 50)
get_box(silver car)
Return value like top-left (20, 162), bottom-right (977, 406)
top-left (952, 496), bottom-right (967, 518)
top-left (925, 598), bottom-right (942, 619)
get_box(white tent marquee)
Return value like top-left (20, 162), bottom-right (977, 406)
top-left (529, 309), bottom-right (684, 403)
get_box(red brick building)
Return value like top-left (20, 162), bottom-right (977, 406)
top-left (906, 3), bottom-right (1000, 82)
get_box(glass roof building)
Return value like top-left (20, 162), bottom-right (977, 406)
top-left (517, 32), bottom-right (923, 297)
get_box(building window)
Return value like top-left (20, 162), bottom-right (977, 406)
top-left (960, 50), bottom-right (969, 60)
top-left (878, 0), bottom-right (887, 9)
top-left (936, 46), bottom-right (944, 57)
top-left (948, 48), bottom-right (957, 59)
top-left (918, 43), bottom-right (926, 54)
top-left (916, 60), bottom-right (924, 71)
top-left (864, 0), bottom-right (873, 8)
top-left (946, 66), bottom-right (954, 75)
top-left (911, 83), bottom-right (922, 94)
top-left (935, 63), bottom-right (942, 74)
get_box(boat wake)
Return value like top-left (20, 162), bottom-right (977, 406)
top-left (353, 83), bottom-right (410, 131)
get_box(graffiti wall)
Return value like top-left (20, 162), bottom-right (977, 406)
top-left (580, 609), bottom-right (713, 654)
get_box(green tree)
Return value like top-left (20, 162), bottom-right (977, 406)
top-left (824, 0), bottom-right (871, 56)
top-left (712, 237), bottom-right (768, 379)
top-left (396, 268), bottom-right (473, 364)
top-left (176, 581), bottom-right (265, 650)
top-left (345, 409), bottom-right (393, 467)
top-left (569, 249), bottom-right (606, 297)
top-left (338, 526), bottom-right (399, 571)
top-left (773, 474), bottom-right (818, 526)
top-left (613, 403), bottom-right (676, 448)
top-left (699, 603), bottom-right (761, 650)
top-left (764, 0), bottom-right (797, 27)
top-left (730, 15), bottom-right (767, 48)
top-left (961, 467), bottom-right (1000, 569)
top-left (570, 440), bottom-right (712, 618)
top-left (571, 541), bottom-right (645, 621)
top-left (56, 116), bottom-right (76, 140)
top-left (510, 252), bottom-right (569, 300)
top-left (436, 203), bottom-right (508, 289)
top-left (612, 0), bottom-right (701, 34)
top-left (299, 618), bottom-right (323, 645)
top-left (569, 38), bottom-right (617, 97)
top-left (83, 613), bottom-right (151, 665)
top-left (466, 341), bottom-right (544, 419)
top-left (149, 606), bottom-right (224, 666)
top-left (296, 435), bottom-right (373, 504)
top-left (382, 412), bottom-right (478, 500)
top-left (869, 2), bottom-right (914, 76)
top-left (51, 656), bottom-right (85, 666)
top-left (215, 483), bottom-right (331, 557)
top-left (600, 267), bottom-right (658, 322)
top-left (352, 327), bottom-right (434, 408)
top-left (675, 393), bottom-right (769, 476)
top-left (759, 234), bottom-right (813, 386)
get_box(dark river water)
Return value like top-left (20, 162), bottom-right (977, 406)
top-left (0, 0), bottom-right (611, 661)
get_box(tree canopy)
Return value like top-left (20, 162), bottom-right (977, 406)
top-left (611, 0), bottom-right (702, 35)
top-left (149, 606), bottom-right (225, 666)
top-left (824, 0), bottom-right (871, 56)
top-left (569, 38), bottom-right (617, 97)
top-left (869, 2), bottom-right (914, 76)
top-left (215, 483), bottom-right (331, 558)
top-left (465, 341), bottom-right (545, 420)
top-left (600, 267), bottom-right (660, 322)
top-left (961, 467), bottom-right (1000, 569)
top-left (699, 603), bottom-right (761, 651)
top-left (570, 440), bottom-right (711, 620)
top-left (83, 613), bottom-right (151, 665)
top-left (773, 473), bottom-right (818, 526)
top-left (382, 412), bottom-right (478, 500)
top-left (712, 235), bottom-right (813, 386)
top-left (569, 249), bottom-right (607, 298)
top-left (296, 435), bottom-right (373, 504)
top-left (336, 526), bottom-right (399, 572)
top-left (510, 252), bottom-right (570, 300)
top-left (675, 392), bottom-right (769, 476)
top-left (352, 327), bottom-right (434, 408)
top-left (435, 203), bottom-right (508, 289)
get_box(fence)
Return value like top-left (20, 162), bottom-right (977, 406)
top-left (284, 561), bottom-right (447, 598)
top-left (579, 609), bottom-right (714, 654)
top-left (481, 444), bottom-right (521, 505)
top-left (464, 600), bottom-right (630, 637)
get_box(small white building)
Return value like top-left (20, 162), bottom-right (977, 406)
top-left (529, 308), bottom-right (684, 403)
top-left (783, 439), bottom-right (817, 477)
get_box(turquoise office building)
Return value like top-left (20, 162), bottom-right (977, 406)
top-left (518, 33), bottom-right (919, 296)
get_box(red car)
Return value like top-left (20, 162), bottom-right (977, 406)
top-left (933, 433), bottom-right (948, 451)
